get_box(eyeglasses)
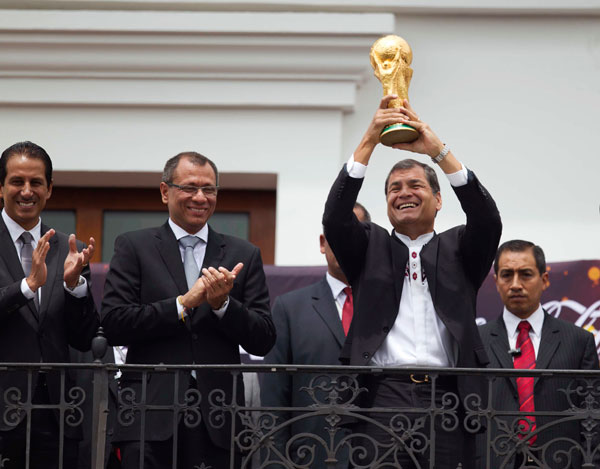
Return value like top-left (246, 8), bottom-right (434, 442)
top-left (166, 182), bottom-right (219, 197)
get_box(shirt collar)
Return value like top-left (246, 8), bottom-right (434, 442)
top-left (168, 218), bottom-right (208, 244)
top-left (1, 209), bottom-right (42, 244)
top-left (502, 304), bottom-right (545, 338)
top-left (325, 271), bottom-right (349, 300)
top-left (394, 230), bottom-right (434, 248)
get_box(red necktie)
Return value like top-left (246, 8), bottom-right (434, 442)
top-left (341, 287), bottom-right (353, 336)
top-left (513, 320), bottom-right (537, 444)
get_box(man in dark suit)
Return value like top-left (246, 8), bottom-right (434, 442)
top-left (477, 240), bottom-right (599, 469)
top-left (261, 202), bottom-right (370, 468)
top-left (101, 151), bottom-right (276, 469)
top-left (322, 95), bottom-right (502, 469)
top-left (0, 141), bottom-right (99, 469)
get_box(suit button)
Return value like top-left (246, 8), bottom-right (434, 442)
top-left (192, 334), bottom-right (198, 340)
top-left (362, 352), bottom-right (369, 360)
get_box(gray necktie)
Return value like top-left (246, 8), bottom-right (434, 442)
top-left (180, 235), bottom-right (201, 290)
top-left (20, 231), bottom-right (40, 312)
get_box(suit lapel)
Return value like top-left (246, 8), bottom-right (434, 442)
top-left (390, 233), bottom-right (408, 307)
top-left (312, 277), bottom-right (345, 348)
top-left (489, 318), bottom-right (518, 393)
top-left (534, 312), bottom-right (560, 388)
top-left (0, 217), bottom-right (25, 281)
top-left (39, 224), bottom-right (59, 325)
top-left (0, 217), bottom-right (39, 330)
top-left (156, 222), bottom-right (189, 295)
top-left (201, 226), bottom-right (225, 270)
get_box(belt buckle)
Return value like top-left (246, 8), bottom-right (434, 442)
top-left (410, 374), bottom-right (429, 384)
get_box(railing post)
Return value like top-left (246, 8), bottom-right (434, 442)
top-left (91, 327), bottom-right (109, 469)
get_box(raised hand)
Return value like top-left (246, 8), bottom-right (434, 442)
top-left (64, 235), bottom-right (96, 288)
top-left (26, 229), bottom-right (55, 292)
top-left (201, 263), bottom-right (244, 310)
top-left (391, 100), bottom-right (444, 157)
top-left (354, 95), bottom-right (413, 165)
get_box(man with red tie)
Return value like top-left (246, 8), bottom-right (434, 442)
top-left (477, 240), bottom-right (599, 468)
top-left (261, 202), bottom-right (370, 469)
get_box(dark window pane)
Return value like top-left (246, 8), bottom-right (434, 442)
top-left (102, 211), bottom-right (249, 263)
top-left (41, 210), bottom-right (76, 235)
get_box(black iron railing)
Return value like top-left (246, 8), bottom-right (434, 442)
top-left (1, 342), bottom-right (600, 468)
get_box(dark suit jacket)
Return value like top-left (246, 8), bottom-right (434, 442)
top-left (477, 313), bottom-right (600, 469)
top-left (0, 217), bottom-right (99, 438)
top-left (261, 277), bottom-right (348, 468)
top-left (322, 166), bottom-right (502, 402)
top-left (100, 222), bottom-right (275, 449)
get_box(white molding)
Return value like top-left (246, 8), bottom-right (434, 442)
top-left (0, 10), bottom-right (391, 33)
top-left (0, 78), bottom-right (358, 110)
top-left (0, 10), bottom-right (393, 109)
top-left (1, 0), bottom-right (599, 15)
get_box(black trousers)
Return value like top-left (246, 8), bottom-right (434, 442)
top-left (0, 375), bottom-right (79, 469)
top-left (119, 377), bottom-right (239, 469)
top-left (353, 374), bottom-right (474, 469)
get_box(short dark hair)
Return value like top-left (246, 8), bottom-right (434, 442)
top-left (384, 159), bottom-right (440, 195)
top-left (494, 239), bottom-right (546, 276)
top-left (0, 141), bottom-right (53, 186)
top-left (354, 202), bottom-right (371, 222)
top-left (162, 151), bottom-right (219, 186)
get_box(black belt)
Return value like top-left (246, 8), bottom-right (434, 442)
top-left (371, 373), bottom-right (457, 387)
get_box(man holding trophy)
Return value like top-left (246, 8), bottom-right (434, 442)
top-left (322, 35), bottom-right (502, 468)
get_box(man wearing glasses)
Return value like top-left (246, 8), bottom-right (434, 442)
top-left (101, 151), bottom-right (276, 469)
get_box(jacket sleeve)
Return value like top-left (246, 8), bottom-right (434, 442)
top-left (212, 245), bottom-right (276, 357)
top-left (100, 233), bottom-right (181, 345)
top-left (65, 256), bottom-right (100, 352)
top-left (322, 166), bottom-right (369, 284)
top-left (453, 170), bottom-right (502, 289)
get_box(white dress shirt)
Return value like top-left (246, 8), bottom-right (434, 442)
top-left (345, 155), bottom-right (468, 367)
top-left (503, 304), bottom-right (544, 359)
top-left (1, 209), bottom-right (87, 301)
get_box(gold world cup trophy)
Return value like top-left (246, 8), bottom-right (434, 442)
top-left (370, 35), bottom-right (419, 146)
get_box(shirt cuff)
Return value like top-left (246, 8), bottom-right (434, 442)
top-left (176, 297), bottom-right (189, 319)
top-left (445, 162), bottom-right (468, 187)
top-left (212, 297), bottom-right (230, 319)
top-left (64, 276), bottom-right (88, 298)
top-left (21, 278), bottom-right (35, 299)
top-left (346, 154), bottom-right (367, 179)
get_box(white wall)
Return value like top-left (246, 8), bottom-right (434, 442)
top-left (344, 14), bottom-right (600, 262)
top-left (1, 2), bottom-right (599, 264)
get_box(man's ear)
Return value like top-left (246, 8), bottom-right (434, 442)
top-left (541, 271), bottom-right (550, 291)
top-left (159, 182), bottom-right (169, 205)
top-left (319, 234), bottom-right (326, 255)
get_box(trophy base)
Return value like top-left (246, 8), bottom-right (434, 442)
top-left (380, 123), bottom-right (419, 146)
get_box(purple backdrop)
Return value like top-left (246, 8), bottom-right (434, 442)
top-left (91, 259), bottom-right (600, 358)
